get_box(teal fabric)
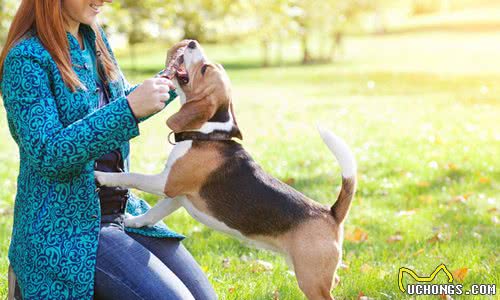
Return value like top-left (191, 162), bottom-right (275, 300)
top-left (0, 24), bottom-right (184, 299)
top-left (81, 37), bottom-right (99, 83)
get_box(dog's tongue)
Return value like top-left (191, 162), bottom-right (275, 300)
top-left (177, 63), bottom-right (187, 76)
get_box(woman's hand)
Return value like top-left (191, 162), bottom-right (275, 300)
top-left (127, 78), bottom-right (175, 119)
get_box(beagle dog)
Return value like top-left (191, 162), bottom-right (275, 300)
top-left (95, 40), bottom-right (356, 300)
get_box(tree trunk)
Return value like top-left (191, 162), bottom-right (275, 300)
top-left (261, 39), bottom-right (271, 67)
top-left (322, 35), bottom-right (331, 62)
top-left (330, 30), bottom-right (343, 62)
top-left (130, 42), bottom-right (137, 72)
top-left (301, 34), bottom-right (311, 64)
top-left (276, 35), bottom-right (283, 66)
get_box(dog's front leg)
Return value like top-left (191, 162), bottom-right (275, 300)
top-left (95, 170), bottom-right (182, 227)
top-left (124, 197), bottom-right (182, 228)
top-left (95, 170), bottom-right (168, 197)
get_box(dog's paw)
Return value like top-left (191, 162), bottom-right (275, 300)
top-left (123, 213), bottom-right (154, 228)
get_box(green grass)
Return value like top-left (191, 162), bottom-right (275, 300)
top-left (1, 32), bottom-right (499, 299)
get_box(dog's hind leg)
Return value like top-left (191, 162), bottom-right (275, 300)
top-left (287, 225), bottom-right (341, 300)
top-left (292, 252), bottom-right (336, 300)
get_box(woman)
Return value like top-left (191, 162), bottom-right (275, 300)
top-left (0, 1), bottom-right (217, 299)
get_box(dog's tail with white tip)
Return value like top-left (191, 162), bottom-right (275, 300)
top-left (317, 125), bottom-right (357, 224)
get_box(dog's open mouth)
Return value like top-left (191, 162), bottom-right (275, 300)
top-left (159, 46), bottom-right (189, 85)
top-left (175, 55), bottom-right (189, 85)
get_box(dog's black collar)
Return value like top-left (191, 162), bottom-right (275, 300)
top-left (169, 130), bottom-right (235, 144)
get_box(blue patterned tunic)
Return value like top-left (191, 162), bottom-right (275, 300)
top-left (0, 24), bottom-right (184, 299)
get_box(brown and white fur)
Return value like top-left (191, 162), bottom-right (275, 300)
top-left (95, 40), bottom-right (357, 300)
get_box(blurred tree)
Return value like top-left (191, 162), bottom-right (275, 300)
top-left (412, 0), bottom-right (442, 15)
top-left (247, 0), bottom-right (294, 67)
top-left (290, 0), bottom-right (340, 64)
top-left (173, 0), bottom-right (242, 41)
top-left (0, 0), bottom-right (17, 45)
top-left (290, 0), bottom-right (314, 64)
top-left (0, 0), bottom-right (8, 44)
top-left (107, 0), bottom-right (175, 70)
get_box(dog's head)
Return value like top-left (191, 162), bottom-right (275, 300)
top-left (165, 40), bottom-right (241, 139)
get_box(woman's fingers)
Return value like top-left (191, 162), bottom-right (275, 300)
top-left (157, 84), bottom-right (170, 93)
top-left (161, 92), bottom-right (172, 102)
top-left (127, 77), bottom-right (176, 119)
top-left (154, 78), bottom-right (174, 103)
top-left (155, 78), bottom-right (175, 90)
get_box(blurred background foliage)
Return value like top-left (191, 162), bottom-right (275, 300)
top-left (2, 0), bottom-right (500, 68)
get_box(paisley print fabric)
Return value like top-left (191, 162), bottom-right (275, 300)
top-left (0, 24), bottom-right (183, 299)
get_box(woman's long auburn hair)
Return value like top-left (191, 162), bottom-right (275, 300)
top-left (0, 0), bottom-right (119, 92)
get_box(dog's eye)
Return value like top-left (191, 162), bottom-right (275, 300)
top-left (201, 64), bottom-right (208, 76)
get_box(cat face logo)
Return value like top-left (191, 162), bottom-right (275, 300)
top-left (398, 264), bottom-right (453, 293)
top-left (399, 264), bottom-right (496, 296)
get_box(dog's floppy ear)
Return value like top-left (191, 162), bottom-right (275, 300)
top-left (167, 90), bottom-right (218, 132)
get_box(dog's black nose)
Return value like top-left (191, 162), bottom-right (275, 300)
top-left (187, 41), bottom-right (197, 49)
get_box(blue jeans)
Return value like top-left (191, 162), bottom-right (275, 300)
top-left (93, 214), bottom-right (217, 300)
top-left (13, 214), bottom-right (216, 300)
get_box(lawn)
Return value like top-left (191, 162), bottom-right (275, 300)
top-left (0, 32), bottom-right (499, 299)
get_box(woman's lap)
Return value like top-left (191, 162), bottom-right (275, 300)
top-left (127, 231), bottom-right (216, 300)
top-left (94, 221), bottom-right (217, 300)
